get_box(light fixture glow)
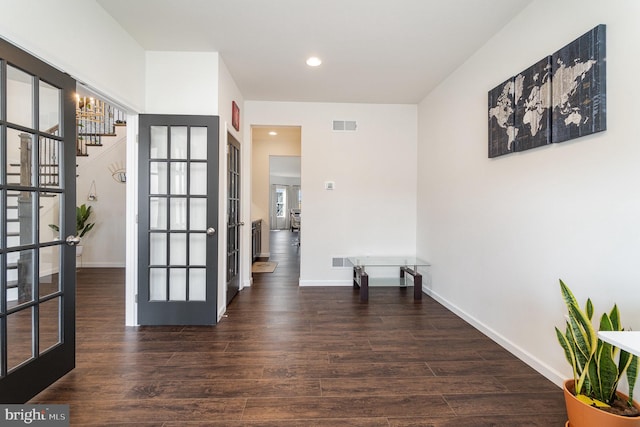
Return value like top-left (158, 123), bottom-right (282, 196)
top-left (306, 56), bottom-right (322, 67)
top-left (268, 131), bottom-right (278, 136)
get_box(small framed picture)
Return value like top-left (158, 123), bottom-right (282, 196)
top-left (232, 101), bottom-right (240, 131)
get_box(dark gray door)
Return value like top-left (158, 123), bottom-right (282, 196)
top-left (226, 133), bottom-right (240, 304)
top-left (138, 114), bottom-right (219, 325)
top-left (0, 38), bottom-right (77, 402)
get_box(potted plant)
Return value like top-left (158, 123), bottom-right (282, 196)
top-left (555, 279), bottom-right (640, 426)
top-left (49, 204), bottom-right (96, 255)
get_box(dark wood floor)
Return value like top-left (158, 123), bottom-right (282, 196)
top-left (31, 230), bottom-right (567, 426)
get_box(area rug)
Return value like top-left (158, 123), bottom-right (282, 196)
top-left (252, 261), bottom-right (278, 273)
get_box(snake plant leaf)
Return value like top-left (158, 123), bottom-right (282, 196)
top-left (586, 298), bottom-right (594, 321)
top-left (567, 305), bottom-right (596, 394)
top-left (560, 279), bottom-right (579, 309)
top-left (598, 312), bottom-right (623, 402)
top-left (560, 280), bottom-right (598, 354)
top-left (609, 304), bottom-right (621, 331)
top-left (619, 349), bottom-right (633, 378)
top-left (627, 355), bottom-right (639, 405)
top-left (556, 326), bottom-right (578, 377)
top-left (576, 394), bottom-right (611, 408)
top-left (596, 339), bottom-right (619, 404)
top-left (567, 302), bottom-right (597, 361)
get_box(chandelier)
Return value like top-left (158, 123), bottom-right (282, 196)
top-left (76, 95), bottom-right (105, 123)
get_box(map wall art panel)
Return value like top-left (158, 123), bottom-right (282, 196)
top-left (551, 24), bottom-right (606, 143)
top-left (488, 77), bottom-right (516, 158)
top-left (487, 24), bottom-right (606, 158)
top-left (513, 56), bottom-right (552, 152)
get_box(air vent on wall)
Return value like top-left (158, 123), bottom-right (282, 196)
top-left (332, 120), bottom-right (357, 132)
top-left (332, 257), bottom-right (353, 268)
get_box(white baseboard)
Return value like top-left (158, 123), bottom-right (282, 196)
top-left (258, 252), bottom-right (270, 259)
top-left (423, 286), bottom-right (565, 388)
top-left (299, 279), bottom-right (351, 287)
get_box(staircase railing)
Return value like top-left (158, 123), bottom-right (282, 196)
top-left (76, 96), bottom-right (126, 156)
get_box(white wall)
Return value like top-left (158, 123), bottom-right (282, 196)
top-left (417, 0), bottom-right (640, 390)
top-left (0, 0), bottom-right (145, 111)
top-left (145, 51), bottom-right (219, 114)
top-left (245, 101), bottom-right (418, 285)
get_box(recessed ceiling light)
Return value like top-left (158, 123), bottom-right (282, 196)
top-left (268, 131), bottom-right (278, 136)
top-left (306, 57), bottom-right (322, 67)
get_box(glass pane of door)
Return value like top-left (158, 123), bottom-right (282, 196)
top-left (6, 65), bottom-right (34, 128)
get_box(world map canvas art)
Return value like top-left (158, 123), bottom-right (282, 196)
top-left (488, 24), bottom-right (606, 158)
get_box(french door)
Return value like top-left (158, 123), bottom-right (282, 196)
top-left (226, 133), bottom-right (241, 305)
top-left (0, 38), bottom-right (77, 402)
top-left (138, 114), bottom-right (219, 325)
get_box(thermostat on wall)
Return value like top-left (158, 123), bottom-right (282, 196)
top-left (324, 181), bottom-right (335, 190)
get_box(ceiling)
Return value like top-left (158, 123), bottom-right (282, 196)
top-left (96, 0), bottom-right (532, 104)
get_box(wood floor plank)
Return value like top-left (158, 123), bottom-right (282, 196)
top-left (320, 376), bottom-right (509, 397)
top-left (225, 338), bottom-right (372, 353)
top-left (443, 391), bottom-right (566, 416)
top-left (168, 350), bottom-right (330, 365)
top-left (262, 361), bottom-right (435, 379)
top-left (27, 231), bottom-right (567, 425)
top-left (388, 414), bottom-right (568, 426)
top-left (163, 419), bottom-right (391, 427)
top-left (123, 378), bottom-right (322, 399)
top-left (427, 359), bottom-right (540, 377)
top-left (67, 398), bottom-right (247, 424)
top-left (242, 395), bottom-right (454, 420)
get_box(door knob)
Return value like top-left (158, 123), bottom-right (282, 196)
top-left (66, 235), bottom-right (81, 246)
top-left (238, 222), bottom-right (245, 226)
top-left (206, 227), bottom-right (216, 236)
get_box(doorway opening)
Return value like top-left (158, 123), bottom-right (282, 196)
top-left (250, 125), bottom-right (301, 278)
top-left (73, 85), bottom-right (127, 271)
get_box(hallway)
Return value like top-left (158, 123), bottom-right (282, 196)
top-left (30, 232), bottom-right (567, 425)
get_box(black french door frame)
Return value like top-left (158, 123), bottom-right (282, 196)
top-left (137, 114), bottom-right (219, 325)
top-left (0, 37), bottom-right (77, 403)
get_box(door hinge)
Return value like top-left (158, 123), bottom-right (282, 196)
top-left (135, 294), bottom-right (138, 303)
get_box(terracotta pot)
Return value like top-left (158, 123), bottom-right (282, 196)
top-left (564, 380), bottom-right (640, 427)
